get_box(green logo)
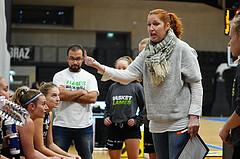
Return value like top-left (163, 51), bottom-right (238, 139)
top-left (113, 100), bottom-right (131, 105)
top-left (66, 80), bottom-right (86, 86)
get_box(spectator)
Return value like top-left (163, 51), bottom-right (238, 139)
top-left (52, 44), bottom-right (99, 159)
top-left (104, 56), bottom-right (145, 159)
top-left (219, 12), bottom-right (240, 159)
top-left (31, 81), bottom-right (40, 90)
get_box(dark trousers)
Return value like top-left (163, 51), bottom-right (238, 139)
top-left (53, 125), bottom-right (93, 159)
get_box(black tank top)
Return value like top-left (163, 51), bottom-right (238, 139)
top-left (43, 112), bottom-right (51, 145)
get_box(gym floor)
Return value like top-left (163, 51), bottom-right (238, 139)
top-left (68, 117), bottom-right (227, 159)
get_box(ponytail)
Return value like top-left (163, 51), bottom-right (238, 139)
top-left (12, 88), bottom-right (27, 106)
top-left (12, 88), bottom-right (42, 109)
top-left (169, 13), bottom-right (183, 39)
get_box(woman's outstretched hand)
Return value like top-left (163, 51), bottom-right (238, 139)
top-left (83, 50), bottom-right (105, 73)
top-left (84, 50), bottom-right (99, 67)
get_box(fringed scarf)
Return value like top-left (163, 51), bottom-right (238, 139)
top-left (145, 28), bottom-right (177, 86)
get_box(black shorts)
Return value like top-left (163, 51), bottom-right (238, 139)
top-left (144, 126), bottom-right (155, 153)
top-left (106, 123), bottom-right (141, 150)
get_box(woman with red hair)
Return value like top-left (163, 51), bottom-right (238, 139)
top-left (84, 9), bottom-right (203, 159)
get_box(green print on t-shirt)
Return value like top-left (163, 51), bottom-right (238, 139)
top-left (113, 100), bottom-right (132, 105)
top-left (112, 95), bottom-right (132, 106)
top-left (66, 80), bottom-right (86, 90)
top-left (66, 80), bottom-right (86, 86)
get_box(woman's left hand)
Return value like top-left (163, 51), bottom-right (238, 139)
top-left (127, 118), bottom-right (135, 127)
top-left (188, 115), bottom-right (199, 139)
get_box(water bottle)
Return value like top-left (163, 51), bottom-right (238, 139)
top-left (8, 134), bottom-right (20, 155)
top-left (4, 119), bottom-right (20, 155)
top-left (4, 119), bottom-right (17, 135)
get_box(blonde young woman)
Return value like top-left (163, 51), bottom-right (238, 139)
top-left (12, 88), bottom-right (54, 159)
top-left (104, 56), bottom-right (145, 159)
top-left (33, 82), bottom-right (80, 159)
top-left (84, 9), bottom-right (203, 159)
top-left (219, 12), bottom-right (240, 159)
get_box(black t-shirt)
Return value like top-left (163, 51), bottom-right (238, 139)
top-left (232, 64), bottom-right (240, 116)
top-left (104, 82), bottom-right (145, 127)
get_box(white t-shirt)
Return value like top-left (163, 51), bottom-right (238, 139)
top-left (53, 68), bottom-right (99, 128)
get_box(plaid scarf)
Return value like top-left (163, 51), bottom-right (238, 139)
top-left (145, 28), bottom-right (177, 86)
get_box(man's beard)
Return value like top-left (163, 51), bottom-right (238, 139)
top-left (69, 65), bottom-right (80, 72)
